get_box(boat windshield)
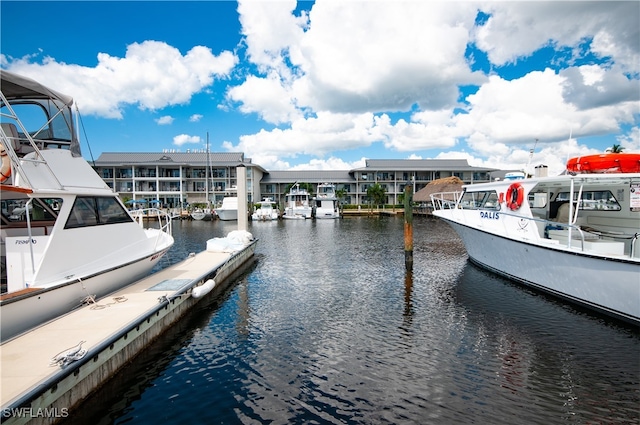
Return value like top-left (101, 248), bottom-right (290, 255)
top-left (459, 190), bottom-right (500, 210)
top-left (1, 99), bottom-right (78, 154)
top-left (65, 197), bottom-right (134, 229)
top-left (318, 185), bottom-right (335, 195)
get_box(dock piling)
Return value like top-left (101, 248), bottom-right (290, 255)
top-left (237, 164), bottom-right (248, 231)
top-left (404, 185), bottom-right (413, 269)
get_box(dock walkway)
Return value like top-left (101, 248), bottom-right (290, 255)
top-left (1, 242), bottom-right (256, 424)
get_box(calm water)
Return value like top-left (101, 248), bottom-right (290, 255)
top-left (66, 217), bottom-right (639, 424)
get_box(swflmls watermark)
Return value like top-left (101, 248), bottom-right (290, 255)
top-left (2, 407), bottom-right (69, 419)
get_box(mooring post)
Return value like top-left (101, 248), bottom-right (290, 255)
top-left (404, 184), bottom-right (413, 269)
top-left (237, 163), bottom-right (248, 232)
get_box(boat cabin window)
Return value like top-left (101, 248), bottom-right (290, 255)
top-left (459, 190), bottom-right (500, 210)
top-left (65, 197), bottom-right (133, 229)
top-left (554, 190), bottom-right (621, 211)
top-left (3, 198), bottom-right (62, 222)
top-left (528, 190), bottom-right (549, 208)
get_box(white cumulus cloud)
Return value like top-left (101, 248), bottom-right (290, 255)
top-left (173, 134), bottom-right (202, 147)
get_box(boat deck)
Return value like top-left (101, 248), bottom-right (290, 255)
top-left (0, 249), bottom-right (234, 408)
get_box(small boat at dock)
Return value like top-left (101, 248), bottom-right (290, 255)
top-left (190, 207), bottom-right (213, 221)
top-left (283, 184), bottom-right (312, 219)
top-left (314, 183), bottom-right (340, 219)
top-left (430, 152), bottom-right (640, 325)
top-left (252, 198), bottom-right (279, 221)
top-left (215, 189), bottom-right (239, 221)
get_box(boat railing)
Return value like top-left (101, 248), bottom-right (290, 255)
top-left (430, 191), bottom-right (463, 210)
top-left (0, 94), bottom-right (66, 190)
top-left (429, 191), bottom-right (631, 255)
top-left (496, 211), bottom-right (638, 257)
top-left (494, 210), bottom-right (589, 251)
top-left (130, 208), bottom-right (173, 248)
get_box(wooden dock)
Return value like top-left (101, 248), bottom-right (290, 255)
top-left (341, 208), bottom-right (404, 217)
top-left (0, 241), bottom-right (257, 424)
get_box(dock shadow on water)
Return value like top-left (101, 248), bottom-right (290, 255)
top-left (64, 217), bottom-right (639, 425)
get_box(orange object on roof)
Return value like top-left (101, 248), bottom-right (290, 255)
top-left (566, 153), bottom-right (640, 174)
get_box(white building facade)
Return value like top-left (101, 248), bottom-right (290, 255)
top-left (93, 153), bottom-right (495, 208)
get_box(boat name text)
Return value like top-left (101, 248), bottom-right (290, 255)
top-left (15, 238), bottom-right (37, 245)
top-left (480, 211), bottom-right (500, 220)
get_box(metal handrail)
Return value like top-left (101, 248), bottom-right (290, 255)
top-left (429, 191), bottom-right (463, 210)
top-left (130, 208), bottom-right (173, 249)
top-left (0, 91), bottom-right (65, 190)
top-left (430, 191), bottom-right (592, 252)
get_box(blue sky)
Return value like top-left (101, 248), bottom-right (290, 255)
top-left (2, 1), bottom-right (639, 175)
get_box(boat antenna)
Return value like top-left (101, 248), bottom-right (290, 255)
top-left (206, 132), bottom-right (210, 207)
top-left (75, 103), bottom-right (96, 166)
top-left (525, 138), bottom-right (538, 176)
top-left (565, 128), bottom-right (573, 166)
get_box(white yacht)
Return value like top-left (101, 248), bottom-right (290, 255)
top-left (215, 190), bottom-right (238, 221)
top-left (0, 71), bottom-right (174, 342)
top-left (314, 183), bottom-right (340, 219)
top-left (190, 208), bottom-right (213, 221)
top-left (282, 184), bottom-right (312, 219)
top-left (430, 156), bottom-right (640, 325)
top-left (252, 198), bottom-right (279, 221)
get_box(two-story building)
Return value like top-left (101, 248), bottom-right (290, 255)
top-left (93, 151), bottom-right (267, 208)
top-left (93, 152), bottom-right (496, 208)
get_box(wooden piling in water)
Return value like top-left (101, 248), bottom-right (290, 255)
top-left (404, 185), bottom-right (413, 269)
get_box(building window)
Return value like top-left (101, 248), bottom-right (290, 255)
top-left (117, 169), bottom-right (132, 179)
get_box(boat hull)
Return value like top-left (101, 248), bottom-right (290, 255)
top-left (0, 247), bottom-right (170, 342)
top-left (216, 210), bottom-right (238, 221)
top-left (283, 206), bottom-right (312, 219)
top-left (252, 212), bottom-right (278, 221)
top-left (315, 211), bottom-right (340, 219)
top-left (441, 219), bottom-right (640, 325)
top-left (190, 211), bottom-right (212, 221)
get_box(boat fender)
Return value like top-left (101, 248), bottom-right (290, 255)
top-left (505, 182), bottom-right (524, 211)
top-left (0, 142), bottom-right (11, 183)
top-left (192, 279), bottom-right (215, 299)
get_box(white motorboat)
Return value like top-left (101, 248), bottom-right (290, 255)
top-left (283, 184), bottom-right (312, 219)
top-left (314, 183), bottom-right (340, 219)
top-left (215, 196), bottom-right (238, 221)
top-left (0, 71), bottom-right (175, 342)
top-left (252, 198), bottom-right (279, 221)
top-left (430, 156), bottom-right (640, 325)
top-left (190, 208), bottom-right (213, 221)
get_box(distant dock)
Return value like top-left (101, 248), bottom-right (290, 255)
top-left (0, 240), bottom-right (257, 425)
top-left (340, 207), bottom-right (432, 217)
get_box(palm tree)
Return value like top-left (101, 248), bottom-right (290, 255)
top-left (610, 144), bottom-right (625, 153)
top-left (366, 183), bottom-right (387, 211)
top-left (335, 188), bottom-right (347, 211)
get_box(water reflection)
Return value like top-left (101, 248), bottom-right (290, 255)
top-left (403, 269), bottom-right (413, 324)
top-left (65, 217), bottom-right (639, 425)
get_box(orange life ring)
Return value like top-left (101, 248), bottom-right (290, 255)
top-left (0, 142), bottom-right (11, 183)
top-left (505, 182), bottom-right (524, 211)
